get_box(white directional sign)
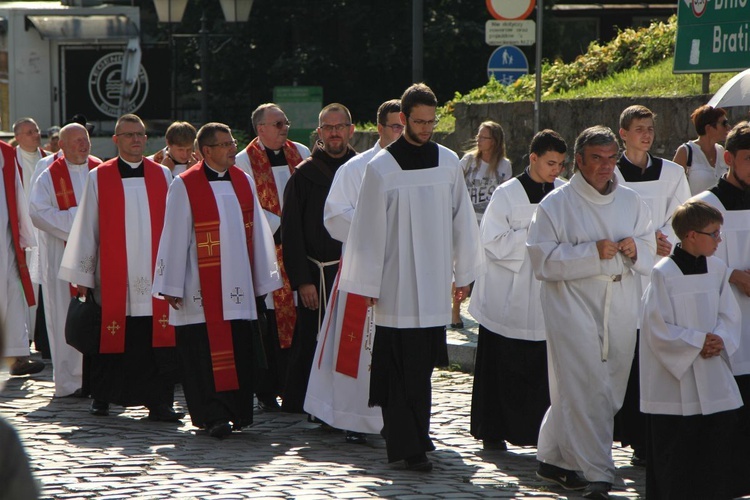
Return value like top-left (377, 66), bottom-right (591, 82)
top-left (486, 0), bottom-right (536, 21)
top-left (485, 20), bottom-right (535, 46)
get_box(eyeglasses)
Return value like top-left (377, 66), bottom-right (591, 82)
top-left (381, 123), bottom-right (405, 132)
top-left (319, 123), bottom-right (351, 133)
top-left (115, 132), bottom-right (146, 139)
top-left (695, 229), bottom-right (723, 241)
top-left (206, 139), bottom-right (238, 148)
top-left (261, 120), bottom-right (291, 129)
top-left (408, 117), bottom-right (439, 127)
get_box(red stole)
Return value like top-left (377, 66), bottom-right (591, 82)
top-left (49, 156), bottom-right (101, 297)
top-left (1, 141), bottom-right (35, 306)
top-left (245, 138), bottom-right (302, 349)
top-left (181, 162), bottom-right (256, 392)
top-left (97, 158), bottom-right (175, 354)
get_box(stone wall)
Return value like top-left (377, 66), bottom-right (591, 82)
top-left (350, 96), bottom-right (750, 175)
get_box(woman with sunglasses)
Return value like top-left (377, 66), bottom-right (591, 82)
top-left (673, 105), bottom-right (731, 195)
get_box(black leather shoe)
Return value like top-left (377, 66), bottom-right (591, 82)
top-left (207, 421), bottom-right (232, 439)
top-left (89, 400), bottom-right (110, 416)
top-left (10, 357), bottom-right (45, 376)
top-left (147, 405), bottom-right (185, 422)
top-left (483, 439), bottom-right (508, 451)
top-left (345, 431), bottom-right (368, 444)
top-left (405, 453), bottom-right (433, 472)
top-left (257, 397), bottom-right (281, 412)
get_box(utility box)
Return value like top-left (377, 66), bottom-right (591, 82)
top-left (0, 1), bottom-right (169, 158)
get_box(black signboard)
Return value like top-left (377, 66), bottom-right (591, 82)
top-left (62, 45), bottom-right (169, 121)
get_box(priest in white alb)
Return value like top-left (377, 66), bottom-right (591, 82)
top-left (527, 126), bottom-right (655, 499)
top-left (153, 123), bottom-right (281, 439)
top-left (29, 123), bottom-right (101, 397)
top-left (304, 99), bottom-right (402, 444)
top-left (234, 103), bottom-right (309, 411)
top-left (339, 84), bottom-right (485, 472)
top-left (59, 114), bottom-right (182, 421)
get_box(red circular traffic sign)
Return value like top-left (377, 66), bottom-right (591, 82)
top-left (486, 0), bottom-right (536, 20)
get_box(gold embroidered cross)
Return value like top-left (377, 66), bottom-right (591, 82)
top-left (348, 331), bottom-right (356, 342)
top-left (107, 321), bottom-right (120, 335)
top-left (158, 314), bottom-right (169, 329)
top-left (55, 178), bottom-right (75, 207)
top-left (197, 232), bottom-right (220, 256)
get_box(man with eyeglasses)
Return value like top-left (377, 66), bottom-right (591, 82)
top-left (690, 122), bottom-right (750, 498)
top-left (234, 103), bottom-right (310, 413)
top-left (339, 84), bottom-right (484, 472)
top-left (612, 105), bottom-right (691, 468)
top-left (527, 126), bottom-right (655, 499)
top-left (29, 123), bottom-right (101, 398)
top-left (305, 99), bottom-right (401, 444)
top-left (59, 114), bottom-right (183, 422)
top-left (153, 122), bottom-right (281, 438)
top-left (280, 103), bottom-right (357, 414)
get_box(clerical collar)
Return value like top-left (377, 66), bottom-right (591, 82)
top-left (202, 162), bottom-right (231, 181)
top-left (617, 153), bottom-right (663, 182)
top-left (117, 157), bottom-right (144, 178)
top-left (386, 135), bottom-right (439, 171)
top-left (669, 244), bottom-right (707, 275)
top-left (264, 143), bottom-right (289, 167)
top-left (709, 176), bottom-right (750, 211)
top-left (518, 169), bottom-right (556, 204)
top-left (65, 159), bottom-right (88, 169)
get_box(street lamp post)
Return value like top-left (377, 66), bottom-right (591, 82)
top-left (152, 0), bottom-right (253, 124)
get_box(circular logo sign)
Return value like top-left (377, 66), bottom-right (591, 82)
top-left (88, 53), bottom-right (149, 118)
top-left (692, 0), bottom-right (707, 17)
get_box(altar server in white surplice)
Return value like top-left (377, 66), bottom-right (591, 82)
top-left (527, 126), bottom-right (655, 499)
top-left (613, 105), bottom-right (692, 466)
top-left (29, 124), bottom-right (101, 397)
top-left (689, 121), bottom-right (750, 498)
top-left (339, 84), bottom-right (485, 472)
top-left (153, 123), bottom-right (281, 439)
top-left (468, 129), bottom-right (566, 452)
top-left (304, 99), bottom-right (402, 443)
top-left (640, 200), bottom-right (741, 500)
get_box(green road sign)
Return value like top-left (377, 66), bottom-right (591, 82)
top-left (674, 0), bottom-right (750, 73)
top-left (273, 86), bottom-right (323, 144)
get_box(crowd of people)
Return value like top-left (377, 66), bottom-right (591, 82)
top-left (2, 87), bottom-right (749, 500)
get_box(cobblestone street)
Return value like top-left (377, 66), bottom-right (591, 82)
top-left (1, 352), bottom-right (646, 499)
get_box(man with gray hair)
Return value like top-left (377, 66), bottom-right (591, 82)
top-left (527, 126), bottom-right (655, 499)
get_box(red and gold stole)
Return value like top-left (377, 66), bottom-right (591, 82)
top-left (97, 158), bottom-right (175, 354)
top-left (1, 141), bottom-right (35, 306)
top-left (181, 162), bottom-right (256, 392)
top-left (245, 138), bottom-right (303, 349)
top-left (49, 156), bottom-right (101, 297)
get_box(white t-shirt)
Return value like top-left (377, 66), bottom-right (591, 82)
top-left (459, 153), bottom-right (512, 219)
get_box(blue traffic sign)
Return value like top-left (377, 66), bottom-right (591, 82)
top-left (487, 45), bottom-right (529, 85)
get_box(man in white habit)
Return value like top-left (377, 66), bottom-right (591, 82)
top-left (304, 98), bottom-right (402, 444)
top-left (468, 129), bottom-right (567, 451)
top-left (153, 122), bottom-right (282, 438)
top-left (689, 121), bottom-right (750, 498)
top-left (29, 123), bottom-right (101, 397)
top-left (339, 83), bottom-right (484, 472)
top-left (527, 125), bottom-right (655, 500)
top-left (234, 103), bottom-right (310, 412)
top-left (0, 139), bottom-right (39, 375)
top-left (59, 114), bottom-right (182, 421)
top-left (14, 117), bottom-right (49, 368)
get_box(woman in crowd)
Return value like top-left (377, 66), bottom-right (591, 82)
top-left (673, 105), bottom-right (731, 195)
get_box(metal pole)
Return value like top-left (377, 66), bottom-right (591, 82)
top-left (534, 0), bottom-right (543, 134)
top-left (412, 0), bottom-right (423, 83)
top-left (702, 73), bottom-right (710, 94)
top-left (200, 13), bottom-right (209, 124)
